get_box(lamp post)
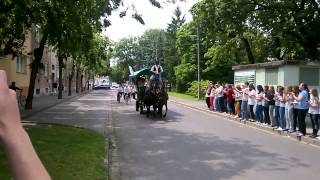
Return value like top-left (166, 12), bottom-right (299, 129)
top-left (197, 26), bottom-right (201, 100)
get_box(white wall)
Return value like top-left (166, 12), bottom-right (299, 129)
top-left (255, 69), bottom-right (265, 86)
top-left (282, 65), bottom-right (299, 86)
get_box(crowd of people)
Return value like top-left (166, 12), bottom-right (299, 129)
top-left (205, 81), bottom-right (320, 138)
top-left (117, 84), bottom-right (137, 101)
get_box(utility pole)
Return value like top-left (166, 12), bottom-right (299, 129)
top-left (197, 26), bottom-right (201, 100)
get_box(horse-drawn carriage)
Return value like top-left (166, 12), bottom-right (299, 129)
top-left (129, 68), bottom-right (168, 118)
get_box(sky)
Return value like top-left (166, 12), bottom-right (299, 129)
top-left (102, 0), bottom-right (197, 41)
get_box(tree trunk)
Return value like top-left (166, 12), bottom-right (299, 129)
top-left (75, 62), bottom-right (80, 93)
top-left (58, 55), bottom-right (64, 99)
top-left (87, 71), bottom-right (91, 90)
top-left (80, 74), bottom-right (84, 92)
top-left (241, 37), bottom-right (255, 64)
top-left (25, 32), bottom-right (48, 110)
top-left (68, 60), bottom-right (75, 96)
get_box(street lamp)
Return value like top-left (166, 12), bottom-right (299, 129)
top-left (197, 26), bottom-right (201, 100)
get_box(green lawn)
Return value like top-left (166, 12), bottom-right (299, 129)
top-left (0, 125), bottom-right (105, 180)
top-left (168, 92), bottom-right (199, 101)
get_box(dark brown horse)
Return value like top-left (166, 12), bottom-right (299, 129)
top-left (144, 85), bottom-right (168, 118)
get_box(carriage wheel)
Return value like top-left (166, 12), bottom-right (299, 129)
top-left (161, 104), bottom-right (167, 118)
top-left (146, 106), bottom-right (150, 117)
top-left (136, 101), bottom-right (139, 111)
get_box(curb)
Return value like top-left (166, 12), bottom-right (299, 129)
top-left (169, 99), bottom-right (320, 148)
top-left (105, 100), bottom-right (122, 180)
top-left (21, 91), bottom-right (90, 120)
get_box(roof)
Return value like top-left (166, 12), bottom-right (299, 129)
top-left (129, 68), bottom-right (152, 79)
top-left (232, 60), bottom-right (304, 70)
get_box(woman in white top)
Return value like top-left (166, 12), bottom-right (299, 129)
top-left (285, 86), bottom-right (294, 132)
top-left (235, 82), bottom-right (250, 121)
top-left (248, 83), bottom-right (256, 121)
top-left (309, 88), bottom-right (319, 138)
top-left (278, 86), bottom-right (286, 130)
top-left (255, 85), bottom-right (264, 123)
top-left (274, 86), bottom-right (281, 128)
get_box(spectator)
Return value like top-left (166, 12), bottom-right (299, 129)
top-left (216, 82), bottom-right (224, 113)
top-left (255, 85), bottom-right (264, 124)
top-left (292, 83), bottom-right (309, 136)
top-left (226, 84), bottom-right (235, 115)
top-left (266, 86), bottom-right (276, 127)
top-left (0, 70), bottom-right (51, 180)
top-left (205, 82), bottom-right (212, 110)
top-left (292, 86), bottom-right (300, 132)
top-left (263, 85), bottom-right (270, 125)
top-left (209, 82), bottom-right (215, 111)
top-left (274, 86), bottom-right (281, 128)
top-left (9, 82), bottom-right (22, 92)
top-left (248, 83), bottom-right (256, 121)
top-left (214, 84), bottom-right (219, 112)
top-left (237, 82), bottom-right (249, 121)
top-left (308, 88), bottom-right (319, 138)
top-left (285, 86), bottom-right (294, 132)
top-left (278, 86), bottom-right (286, 130)
top-left (234, 85), bottom-right (242, 118)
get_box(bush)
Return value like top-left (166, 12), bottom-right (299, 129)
top-left (186, 80), bottom-right (210, 99)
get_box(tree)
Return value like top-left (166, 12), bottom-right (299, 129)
top-left (164, 6), bottom-right (186, 87)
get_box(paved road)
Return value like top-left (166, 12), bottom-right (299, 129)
top-left (109, 91), bottom-right (320, 180)
top-left (25, 90), bottom-right (110, 134)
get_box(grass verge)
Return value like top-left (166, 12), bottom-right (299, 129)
top-left (0, 125), bottom-right (105, 180)
top-left (168, 92), bottom-right (199, 101)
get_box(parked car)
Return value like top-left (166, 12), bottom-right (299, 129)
top-left (94, 83), bottom-right (111, 90)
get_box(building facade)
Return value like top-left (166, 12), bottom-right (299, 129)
top-left (232, 60), bottom-right (320, 91)
top-left (0, 32), bottom-right (33, 96)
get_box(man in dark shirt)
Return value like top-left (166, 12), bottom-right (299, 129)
top-left (9, 82), bottom-right (22, 91)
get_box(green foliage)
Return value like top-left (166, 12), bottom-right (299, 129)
top-left (174, 63), bottom-right (197, 92)
top-left (0, 125), bottom-right (105, 180)
top-left (186, 80), bottom-right (210, 99)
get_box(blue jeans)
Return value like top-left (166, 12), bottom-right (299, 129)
top-left (255, 105), bottom-right (263, 123)
top-left (275, 106), bottom-right (280, 127)
top-left (217, 97), bottom-right (224, 112)
top-left (279, 107), bottom-right (286, 129)
top-left (241, 100), bottom-right (248, 120)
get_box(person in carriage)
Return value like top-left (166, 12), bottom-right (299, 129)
top-left (149, 61), bottom-right (164, 92)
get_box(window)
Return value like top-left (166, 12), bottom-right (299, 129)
top-left (16, 56), bottom-right (24, 73)
top-left (52, 65), bottom-right (55, 70)
top-left (44, 64), bottom-right (48, 77)
top-left (300, 68), bottom-right (319, 86)
top-left (265, 68), bottom-right (278, 85)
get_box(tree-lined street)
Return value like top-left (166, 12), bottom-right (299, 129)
top-left (110, 90), bottom-right (320, 180)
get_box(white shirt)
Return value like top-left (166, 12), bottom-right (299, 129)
top-left (248, 89), bottom-right (256, 105)
top-left (241, 87), bottom-right (249, 101)
top-left (151, 65), bottom-right (163, 74)
top-left (210, 88), bottom-right (215, 97)
top-left (235, 91), bottom-right (241, 101)
top-left (279, 94), bottom-right (285, 107)
top-left (309, 95), bottom-right (319, 114)
top-left (256, 92), bottom-right (263, 105)
top-left (124, 86), bottom-right (130, 93)
top-left (275, 92), bottom-right (280, 106)
top-left (285, 94), bottom-right (294, 109)
top-left (216, 86), bottom-right (224, 97)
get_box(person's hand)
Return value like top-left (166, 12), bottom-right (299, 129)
top-left (0, 70), bottom-right (23, 142)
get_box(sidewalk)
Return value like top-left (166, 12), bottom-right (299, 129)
top-left (169, 96), bottom-right (320, 147)
top-left (21, 91), bottom-right (88, 120)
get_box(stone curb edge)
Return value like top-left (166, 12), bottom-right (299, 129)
top-left (105, 101), bottom-right (122, 180)
top-left (22, 91), bottom-right (91, 120)
top-left (169, 99), bottom-right (320, 148)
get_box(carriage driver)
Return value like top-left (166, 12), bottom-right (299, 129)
top-left (150, 61), bottom-right (163, 88)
